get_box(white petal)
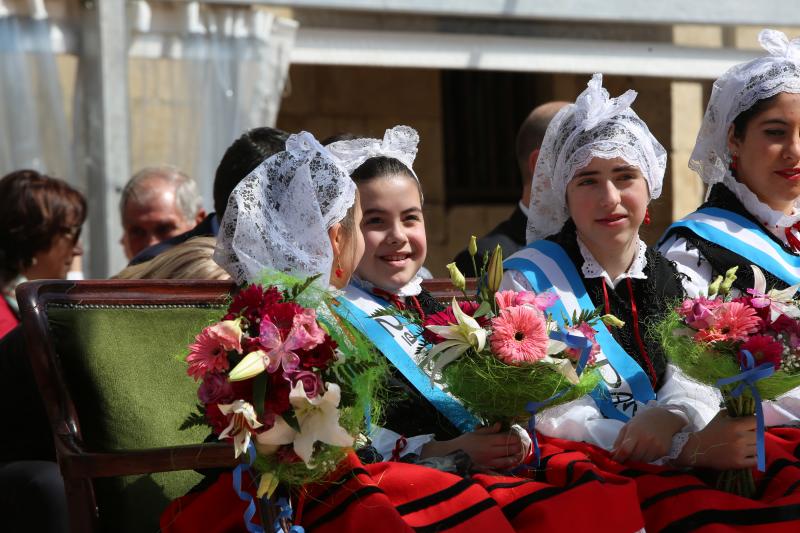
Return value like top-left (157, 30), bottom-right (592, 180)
top-left (751, 265), bottom-right (767, 294)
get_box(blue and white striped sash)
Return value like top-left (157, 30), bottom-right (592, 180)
top-left (336, 284), bottom-right (479, 433)
top-left (504, 240), bottom-right (656, 421)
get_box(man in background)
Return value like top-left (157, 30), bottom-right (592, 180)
top-left (119, 166), bottom-right (205, 260)
top-left (453, 101), bottom-right (567, 274)
top-left (128, 127), bottom-right (288, 265)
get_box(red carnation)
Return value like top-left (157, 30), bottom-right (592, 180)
top-left (264, 302), bottom-right (304, 337)
top-left (422, 301), bottom-right (488, 344)
top-left (264, 371), bottom-right (291, 415)
top-left (299, 336), bottom-right (338, 370)
top-left (228, 285), bottom-right (282, 323)
top-left (741, 334), bottom-right (784, 369)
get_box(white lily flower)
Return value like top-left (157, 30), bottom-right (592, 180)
top-left (423, 298), bottom-right (488, 377)
top-left (218, 400), bottom-right (263, 458)
top-left (256, 382), bottom-right (353, 468)
top-left (749, 265), bottom-right (800, 322)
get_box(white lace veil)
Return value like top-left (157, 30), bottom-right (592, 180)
top-left (214, 131), bottom-right (357, 285)
top-left (325, 125), bottom-right (420, 179)
top-left (690, 29), bottom-right (800, 185)
top-left (527, 73), bottom-right (667, 243)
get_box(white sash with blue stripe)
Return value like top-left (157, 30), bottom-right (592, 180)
top-left (504, 240), bottom-right (656, 421)
top-left (335, 284), bottom-right (479, 433)
top-left (662, 207), bottom-right (800, 286)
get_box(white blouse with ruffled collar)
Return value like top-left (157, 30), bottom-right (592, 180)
top-left (577, 235), bottom-right (648, 288)
top-left (349, 274), bottom-right (423, 298)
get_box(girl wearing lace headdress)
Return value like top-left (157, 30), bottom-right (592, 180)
top-left (162, 131), bottom-right (616, 533)
top-left (660, 29), bottom-right (800, 428)
top-left (327, 126), bottom-right (531, 472)
top-left (500, 74), bottom-right (800, 531)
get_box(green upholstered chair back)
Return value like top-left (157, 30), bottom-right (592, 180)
top-left (16, 280), bottom-right (237, 533)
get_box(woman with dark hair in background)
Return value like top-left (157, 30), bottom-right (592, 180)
top-left (0, 169), bottom-right (86, 339)
top-left (0, 169), bottom-right (86, 533)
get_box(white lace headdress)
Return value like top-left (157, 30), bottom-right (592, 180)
top-left (690, 29), bottom-right (800, 185)
top-left (326, 125), bottom-right (420, 179)
top-left (214, 131), bottom-right (357, 285)
top-left (527, 73), bottom-right (667, 242)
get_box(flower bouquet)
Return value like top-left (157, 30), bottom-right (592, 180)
top-left (657, 266), bottom-right (800, 497)
top-left (182, 273), bottom-right (384, 508)
top-left (419, 244), bottom-right (605, 430)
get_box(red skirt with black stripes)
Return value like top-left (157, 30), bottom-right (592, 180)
top-left (160, 427), bottom-right (800, 532)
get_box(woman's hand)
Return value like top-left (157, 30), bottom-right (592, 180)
top-left (420, 423), bottom-right (526, 470)
top-left (676, 410), bottom-right (757, 470)
top-left (611, 407), bottom-right (686, 463)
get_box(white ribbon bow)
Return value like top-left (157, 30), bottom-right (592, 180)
top-left (576, 73), bottom-right (638, 132)
top-left (759, 29), bottom-right (800, 62)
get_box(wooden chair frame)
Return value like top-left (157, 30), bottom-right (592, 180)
top-left (16, 277), bottom-right (471, 532)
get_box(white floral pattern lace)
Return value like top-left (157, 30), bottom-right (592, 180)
top-left (690, 29), bottom-right (800, 186)
top-left (577, 236), bottom-right (648, 286)
top-left (724, 174), bottom-right (800, 228)
top-left (214, 131), bottom-right (356, 285)
top-left (527, 73), bottom-right (667, 242)
top-left (326, 125), bottom-right (419, 179)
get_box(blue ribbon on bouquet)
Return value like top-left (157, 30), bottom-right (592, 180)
top-left (524, 330), bottom-right (594, 466)
top-left (274, 497), bottom-right (304, 533)
top-left (715, 349), bottom-right (775, 472)
top-left (232, 442), bottom-right (265, 533)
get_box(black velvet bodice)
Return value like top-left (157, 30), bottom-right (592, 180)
top-left (546, 222), bottom-right (686, 391)
top-left (662, 183), bottom-right (794, 293)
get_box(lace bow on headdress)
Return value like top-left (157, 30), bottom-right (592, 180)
top-left (575, 74), bottom-right (638, 132)
top-left (526, 73), bottom-right (666, 243)
top-left (759, 29), bottom-right (800, 61)
top-left (690, 29), bottom-right (800, 186)
top-left (327, 125), bottom-right (420, 178)
top-left (214, 131), bottom-right (356, 286)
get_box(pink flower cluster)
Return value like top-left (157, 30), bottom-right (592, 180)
top-left (186, 284), bottom-right (338, 438)
top-left (677, 294), bottom-right (800, 370)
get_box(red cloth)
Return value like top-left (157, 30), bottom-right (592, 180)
top-left (161, 429), bottom-right (800, 533)
top-left (161, 442), bottom-right (644, 533)
top-left (0, 297), bottom-right (18, 340)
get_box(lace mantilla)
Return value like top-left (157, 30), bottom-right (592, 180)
top-left (326, 125), bottom-right (419, 179)
top-left (577, 236), bottom-right (648, 287)
top-left (214, 131), bottom-right (356, 285)
top-left (527, 73), bottom-right (667, 242)
top-left (691, 29), bottom-right (800, 185)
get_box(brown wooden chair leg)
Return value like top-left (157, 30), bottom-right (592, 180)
top-left (65, 477), bottom-right (98, 533)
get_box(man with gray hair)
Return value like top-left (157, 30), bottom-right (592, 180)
top-left (453, 101), bottom-right (568, 274)
top-left (119, 166), bottom-right (206, 260)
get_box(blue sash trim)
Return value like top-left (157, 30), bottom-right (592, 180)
top-left (663, 207), bottom-right (800, 286)
top-left (504, 240), bottom-right (656, 421)
top-left (335, 287), bottom-right (479, 433)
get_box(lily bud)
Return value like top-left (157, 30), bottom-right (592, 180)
top-left (707, 275), bottom-right (723, 298)
top-left (600, 314), bottom-right (625, 328)
top-left (468, 235), bottom-right (478, 257)
top-left (720, 266), bottom-right (739, 296)
top-left (486, 244), bottom-right (504, 293)
top-left (446, 262), bottom-right (466, 291)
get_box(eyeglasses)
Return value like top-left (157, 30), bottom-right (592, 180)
top-left (59, 225), bottom-right (82, 244)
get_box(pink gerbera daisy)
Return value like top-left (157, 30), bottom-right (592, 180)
top-left (713, 301), bottom-right (761, 342)
top-left (187, 326), bottom-right (232, 380)
top-left (490, 306), bottom-right (549, 365)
